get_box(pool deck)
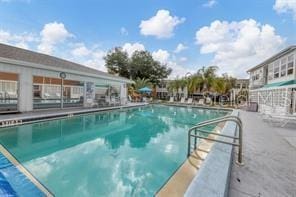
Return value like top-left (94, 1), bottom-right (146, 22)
top-left (0, 103), bottom-right (147, 126)
top-left (229, 110), bottom-right (296, 197)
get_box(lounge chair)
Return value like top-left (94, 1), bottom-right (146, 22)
top-left (128, 95), bottom-right (134, 102)
top-left (268, 114), bottom-right (296, 127)
top-left (169, 97), bottom-right (174, 103)
top-left (187, 98), bottom-right (193, 105)
top-left (261, 105), bottom-right (295, 127)
top-left (197, 99), bottom-right (205, 105)
top-left (180, 97), bottom-right (186, 104)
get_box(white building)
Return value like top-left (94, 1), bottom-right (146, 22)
top-left (247, 45), bottom-right (296, 115)
top-left (0, 43), bottom-right (132, 113)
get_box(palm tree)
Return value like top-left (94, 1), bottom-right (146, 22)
top-left (133, 78), bottom-right (152, 90)
top-left (197, 66), bottom-right (218, 92)
top-left (187, 75), bottom-right (203, 97)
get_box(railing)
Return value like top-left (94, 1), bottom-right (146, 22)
top-left (187, 115), bottom-right (243, 165)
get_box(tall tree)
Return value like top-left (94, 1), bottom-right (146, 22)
top-left (130, 51), bottom-right (171, 84)
top-left (104, 48), bottom-right (171, 85)
top-left (104, 47), bottom-right (130, 78)
top-left (104, 47), bottom-right (172, 85)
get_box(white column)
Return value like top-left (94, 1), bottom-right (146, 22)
top-left (18, 70), bottom-right (33, 112)
top-left (83, 81), bottom-right (87, 107)
top-left (120, 83), bottom-right (127, 105)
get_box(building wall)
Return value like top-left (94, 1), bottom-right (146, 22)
top-left (249, 49), bottom-right (296, 90)
top-left (0, 61), bottom-right (127, 112)
top-left (267, 50), bottom-right (296, 84)
top-left (249, 86), bottom-right (296, 114)
top-left (249, 66), bottom-right (266, 89)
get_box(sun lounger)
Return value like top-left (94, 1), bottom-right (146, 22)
top-left (269, 114), bottom-right (296, 127)
top-left (180, 97), bottom-right (185, 104)
top-left (169, 97), bottom-right (174, 103)
top-left (187, 98), bottom-right (193, 105)
top-left (197, 99), bottom-right (205, 105)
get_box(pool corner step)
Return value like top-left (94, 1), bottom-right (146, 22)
top-left (156, 124), bottom-right (223, 197)
top-left (0, 144), bottom-right (53, 196)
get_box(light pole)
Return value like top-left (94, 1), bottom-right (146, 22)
top-left (60, 72), bottom-right (66, 109)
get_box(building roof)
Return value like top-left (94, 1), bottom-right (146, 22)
top-left (0, 43), bottom-right (132, 83)
top-left (247, 45), bottom-right (296, 73)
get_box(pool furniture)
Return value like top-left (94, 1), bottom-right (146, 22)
top-left (197, 99), bottom-right (205, 105)
top-left (187, 98), bottom-right (193, 105)
top-left (169, 96), bottom-right (174, 103)
top-left (180, 97), bottom-right (185, 104)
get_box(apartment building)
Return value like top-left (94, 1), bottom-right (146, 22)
top-left (247, 45), bottom-right (296, 114)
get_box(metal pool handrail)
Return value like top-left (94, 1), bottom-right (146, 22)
top-left (187, 115), bottom-right (244, 165)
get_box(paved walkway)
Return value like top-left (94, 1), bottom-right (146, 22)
top-left (229, 111), bottom-right (296, 197)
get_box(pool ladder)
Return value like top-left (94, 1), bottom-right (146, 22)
top-left (187, 115), bottom-right (244, 165)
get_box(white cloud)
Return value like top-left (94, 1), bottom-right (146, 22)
top-left (139, 9), bottom-right (185, 39)
top-left (84, 50), bottom-right (106, 72)
top-left (174, 43), bottom-right (187, 53)
top-left (71, 43), bottom-right (91, 56)
top-left (195, 19), bottom-right (285, 77)
top-left (0, 23), bottom-right (107, 72)
top-left (70, 43), bottom-right (106, 71)
top-left (152, 49), bottom-right (170, 64)
top-left (120, 27), bottom-right (128, 36)
top-left (203, 0), bottom-right (217, 8)
top-left (179, 57), bottom-right (188, 62)
top-left (38, 22), bottom-right (72, 54)
top-left (122, 42), bottom-right (145, 56)
top-left (0, 30), bottom-right (37, 49)
top-left (167, 61), bottom-right (195, 79)
top-left (273, 0), bottom-right (296, 20)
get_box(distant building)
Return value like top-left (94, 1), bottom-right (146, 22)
top-left (247, 45), bottom-right (296, 114)
top-left (231, 79), bottom-right (249, 96)
top-left (155, 80), bottom-right (188, 99)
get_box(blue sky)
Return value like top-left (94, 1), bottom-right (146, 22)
top-left (0, 0), bottom-right (295, 78)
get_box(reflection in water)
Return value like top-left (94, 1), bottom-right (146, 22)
top-left (0, 105), bottom-right (228, 197)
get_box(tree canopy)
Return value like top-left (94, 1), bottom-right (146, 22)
top-left (104, 47), bottom-right (172, 85)
top-left (168, 66), bottom-right (238, 96)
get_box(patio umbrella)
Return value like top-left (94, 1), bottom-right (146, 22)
top-left (138, 87), bottom-right (152, 93)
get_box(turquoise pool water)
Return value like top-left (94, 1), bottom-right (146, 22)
top-left (0, 105), bottom-right (228, 196)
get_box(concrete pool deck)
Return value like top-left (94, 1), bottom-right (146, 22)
top-left (229, 110), bottom-right (296, 197)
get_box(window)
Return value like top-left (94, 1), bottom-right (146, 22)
top-left (274, 60), bottom-right (280, 78)
top-left (256, 74), bottom-right (259, 80)
top-left (287, 54), bottom-right (294, 75)
top-left (281, 57), bottom-right (287, 77)
top-left (268, 63), bottom-right (273, 80)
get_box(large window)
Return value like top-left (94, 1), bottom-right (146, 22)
top-left (287, 54), bottom-right (294, 75)
top-left (274, 60), bottom-right (280, 78)
top-left (280, 57), bottom-right (287, 77)
top-left (268, 63), bottom-right (273, 81)
top-left (33, 76), bottom-right (84, 109)
top-left (0, 72), bottom-right (18, 113)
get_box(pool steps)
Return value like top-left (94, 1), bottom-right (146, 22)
top-left (156, 121), bottom-right (225, 197)
top-left (0, 145), bottom-right (53, 196)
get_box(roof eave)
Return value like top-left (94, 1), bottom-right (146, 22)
top-left (246, 45), bottom-right (296, 73)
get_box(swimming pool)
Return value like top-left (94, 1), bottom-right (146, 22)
top-left (0, 105), bottom-right (228, 196)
